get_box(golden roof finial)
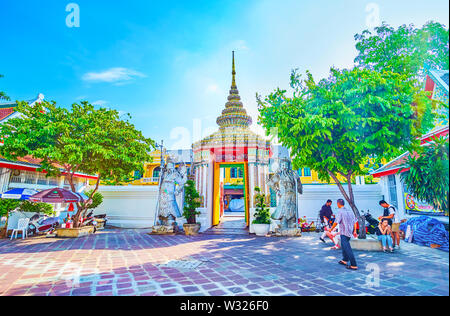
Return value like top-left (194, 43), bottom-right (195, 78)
top-left (232, 51), bottom-right (236, 89)
top-left (216, 51), bottom-right (253, 129)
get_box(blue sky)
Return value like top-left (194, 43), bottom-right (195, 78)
top-left (1, 0), bottom-right (449, 149)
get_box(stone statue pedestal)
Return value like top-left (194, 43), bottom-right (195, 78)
top-left (273, 228), bottom-right (302, 237)
top-left (149, 225), bottom-right (176, 235)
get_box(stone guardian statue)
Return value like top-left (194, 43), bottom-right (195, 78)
top-left (152, 159), bottom-right (187, 234)
top-left (267, 158), bottom-right (303, 236)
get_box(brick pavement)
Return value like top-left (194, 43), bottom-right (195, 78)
top-left (0, 229), bottom-right (448, 296)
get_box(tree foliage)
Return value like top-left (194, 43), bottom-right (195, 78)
top-left (401, 137), bottom-right (449, 215)
top-left (0, 100), bottom-right (155, 227)
top-left (182, 180), bottom-right (201, 224)
top-left (258, 67), bottom-right (432, 238)
top-left (84, 190), bottom-right (104, 210)
top-left (355, 21), bottom-right (449, 78)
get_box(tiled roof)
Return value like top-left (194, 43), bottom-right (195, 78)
top-left (0, 156), bottom-right (97, 180)
top-left (370, 152), bottom-right (411, 176)
top-left (427, 68), bottom-right (449, 93)
top-left (0, 155), bottom-right (64, 170)
top-left (0, 93), bottom-right (45, 123)
top-left (0, 107), bottom-right (15, 121)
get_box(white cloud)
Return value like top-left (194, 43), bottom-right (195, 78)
top-left (232, 40), bottom-right (250, 52)
top-left (206, 83), bottom-right (220, 94)
top-left (82, 67), bottom-right (146, 84)
top-left (92, 100), bottom-right (108, 106)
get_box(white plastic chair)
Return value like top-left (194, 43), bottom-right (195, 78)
top-left (10, 218), bottom-right (30, 240)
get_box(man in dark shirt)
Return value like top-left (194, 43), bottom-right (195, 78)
top-left (320, 200), bottom-right (333, 222)
top-left (319, 200), bottom-right (333, 243)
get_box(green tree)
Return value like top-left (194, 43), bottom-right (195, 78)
top-left (182, 180), bottom-right (201, 224)
top-left (0, 199), bottom-right (21, 218)
top-left (0, 100), bottom-right (154, 227)
top-left (0, 74), bottom-right (10, 101)
top-left (84, 190), bottom-right (104, 210)
top-left (258, 67), bottom-right (431, 238)
top-left (252, 187), bottom-right (271, 225)
top-left (401, 137), bottom-right (449, 215)
top-left (355, 21), bottom-right (449, 78)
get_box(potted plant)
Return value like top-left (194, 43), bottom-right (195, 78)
top-left (182, 180), bottom-right (202, 236)
top-left (252, 187), bottom-right (272, 236)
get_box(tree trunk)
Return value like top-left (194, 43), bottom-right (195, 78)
top-left (327, 170), bottom-right (366, 239)
top-left (346, 174), bottom-right (366, 239)
top-left (67, 171), bottom-right (101, 228)
top-left (2, 212), bottom-right (10, 238)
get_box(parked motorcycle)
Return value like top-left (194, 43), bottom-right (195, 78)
top-left (80, 211), bottom-right (107, 233)
top-left (27, 213), bottom-right (60, 236)
top-left (364, 210), bottom-right (379, 235)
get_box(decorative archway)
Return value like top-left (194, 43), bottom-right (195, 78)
top-left (213, 162), bottom-right (250, 226)
top-left (192, 52), bottom-right (272, 230)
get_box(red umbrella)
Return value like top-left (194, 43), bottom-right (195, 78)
top-left (29, 188), bottom-right (85, 204)
top-left (68, 203), bottom-right (75, 212)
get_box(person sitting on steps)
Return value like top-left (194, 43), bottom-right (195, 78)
top-left (376, 218), bottom-right (394, 253)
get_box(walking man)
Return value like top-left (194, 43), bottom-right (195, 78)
top-left (319, 199), bottom-right (333, 243)
top-left (331, 199), bottom-right (358, 271)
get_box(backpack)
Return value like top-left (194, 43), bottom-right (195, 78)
top-left (383, 206), bottom-right (396, 225)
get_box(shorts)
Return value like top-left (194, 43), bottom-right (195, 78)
top-left (392, 223), bottom-right (400, 233)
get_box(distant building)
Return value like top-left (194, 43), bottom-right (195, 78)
top-left (129, 149), bottom-right (193, 186)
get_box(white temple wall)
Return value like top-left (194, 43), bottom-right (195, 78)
top-left (93, 183), bottom-right (382, 231)
top-left (93, 185), bottom-right (183, 229)
top-left (297, 184), bottom-right (384, 221)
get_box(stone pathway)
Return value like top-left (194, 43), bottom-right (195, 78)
top-left (204, 216), bottom-right (248, 235)
top-left (0, 229), bottom-right (448, 296)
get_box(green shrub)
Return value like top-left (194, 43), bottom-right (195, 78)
top-left (19, 201), bottom-right (54, 215)
top-left (252, 187), bottom-right (271, 225)
top-left (183, 180), bottom-right (201, 224)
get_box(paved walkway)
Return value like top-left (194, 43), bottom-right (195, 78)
top-left (0, 229), bottom-right (448, 296)
top-left (204, 216), bottom-right (248, 235)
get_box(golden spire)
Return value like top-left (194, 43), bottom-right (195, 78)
top-left (232, 51), bottom-right (237, 89)
top-left (216, 51), bottom-right (253, 129)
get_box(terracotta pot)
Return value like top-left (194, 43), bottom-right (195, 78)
top-left (253, 224), bottom-right (270, 236)
top-left (183, 223), bottom-right (201, 236)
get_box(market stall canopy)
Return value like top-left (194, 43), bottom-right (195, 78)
top-left (29, 188), bottom-right (85, 203)
top-left (0, 188), bottom-right (39, 200)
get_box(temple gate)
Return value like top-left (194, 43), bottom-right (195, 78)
top-left (192, 52), bottom-right (272, 230)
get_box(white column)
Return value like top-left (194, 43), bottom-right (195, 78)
top-left (203, 165), bottom-right (208, 208)
top-left (248, 163), bottom-right (255, 208)
top-left (0, 168), bottom-right (11, 193)
top-left (395, 174), bottom-right (406, 218)
top-left (263, 165), bottom-right (269, 196)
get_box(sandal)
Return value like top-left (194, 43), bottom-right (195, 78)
top-left (338, 260), bottom-right (347, 266)
top-left (346, 266), bottom-right (358, 271)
